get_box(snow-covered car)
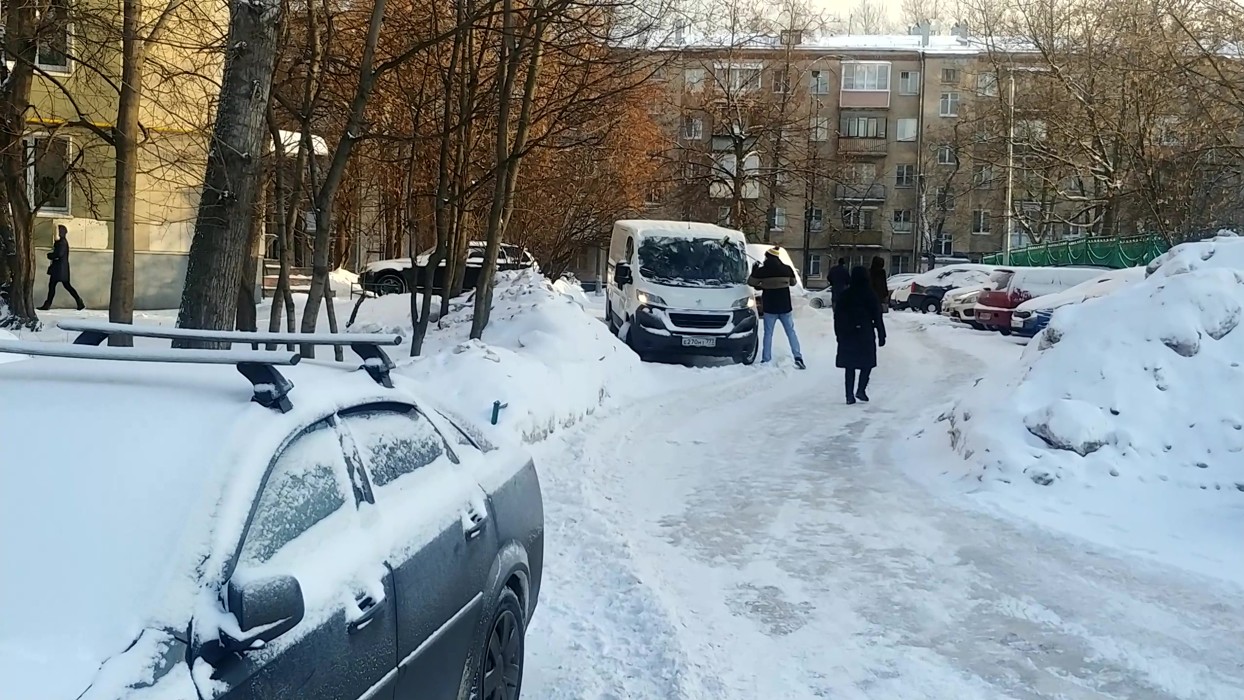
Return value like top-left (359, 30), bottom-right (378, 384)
top-left (361, 241), bottom-right (537, 296)
top-left (885, 273), bottom-right (917, 309)
top-left (905, 265), bottom-right (997, 314)
top-left (807, 272), bottom-right (913, 310)
top-left (941, 285), bottom-right (989, 327)
top-left (975, 266), bottom-right (1110, 332)
top-left (1011, 266), bottom-right (1146, 337)
top-left (0, 322), bottom-right (543, 700)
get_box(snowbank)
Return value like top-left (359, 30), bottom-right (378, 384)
top-left (942, 233), bottom-right (1244, 491)
top-left (350, 270), bottom-right (654, 443)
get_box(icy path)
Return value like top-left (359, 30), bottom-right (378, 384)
top-left (524, 315), bottom-right (1244, 700)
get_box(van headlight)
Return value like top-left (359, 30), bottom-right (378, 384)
top-left (732, 296), bottom-right (756, 310)
top-left (637, 292), bottom-right (667, 307)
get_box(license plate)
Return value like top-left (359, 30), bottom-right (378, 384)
top-left (681, 336), bottom-right (716, 348)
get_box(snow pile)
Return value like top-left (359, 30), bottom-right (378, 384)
top-left (943, 233), bottom-right (1244, 491)
top-left (351, 270), bottom-right (651, 442)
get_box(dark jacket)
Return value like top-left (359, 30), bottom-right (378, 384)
top-left (834, 268), bottom-right (886, 369)
top-left (747, 255), bottom-right (797, 315)
top-left (828, 264), bottom-right (850, 294)
top-left (47, 237), bottom-right (71, 283)
top-left (869, 258), bottom-right (889, 305)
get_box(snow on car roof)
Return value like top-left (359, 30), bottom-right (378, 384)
top-left (1015, 266), bottom-right (1147, 312)
top-left (0, 354), bottom-right (410, 700)
top-left (912, 264), bottom-right (997, 286)
top-left (616, 219), bottom-right (745, 242)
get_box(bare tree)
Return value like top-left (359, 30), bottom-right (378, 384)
top-left (848, 0), bottom-right (890, 34)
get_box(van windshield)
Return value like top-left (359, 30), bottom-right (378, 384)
top-left (637, 236), bottom-right (747, 288)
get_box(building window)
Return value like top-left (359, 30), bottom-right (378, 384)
top-left (977, 72), bottom-right (998, 96)
top-left (972, 164), bottom-right (994, 188)
top-left (770, 207), bottom-right (787, 230)
top-left (808, 207), bottom-right (824, 231)
top-left (895, 164), bottom-right (915, 188)
top-left (839, 114), bottom-right (886, 138)
top-left (717, 206), bottom-right (731, 225)
top-left (810, 69), bottom-right (829, 95)
top-left (844, 162), bottom-right (878, 182)
top-left (896, 118), bottom-right (917, 142)
top-left (810, 116), bottom-right (829, 141)
top-left (972, 209), bottom-right (991, 234)
top-left (891, 254), bottom-right (910, 273)
top-left (841, 62), bottom-right (890, 91)
top-left (721, 64), bottom-right (761, 92)
top-left (899, 70), bottom-right (920, 95)
top-left (808, 253), bottom-right (823, 278)
top-left (682, 116), bottom-right (703, 141)
top-left (841, 208), bottom-right (875, 230)
top-left (1016, 119), bottom-right (1048, 144)
top-left (27, 135), bottom-right (72, 213)
top-left (892, 208), bottom-right (913, 233)
top-left (683, 160), bottom-right (704, 180)
top-left (646, 184), bottom-right (664, 205)
top-left (36, 0), bottom-right (71, 71)
top-left (937, 144), bottom-right (957, 165)
top-left (939, 91), bottom-right (960, 117)
top-left (934, 231), bottom-right (953, 255)
top-left (941, 67), bottom-right (960, 84)
top-left (773, 69), bottom-right (790, 93)
top-left (936, 186), bottom-right (955, 211)
top-left (685, 68), bottom-right (706, 92)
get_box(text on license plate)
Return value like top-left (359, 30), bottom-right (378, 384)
top-left (681, 336), bottom-right (717, 348)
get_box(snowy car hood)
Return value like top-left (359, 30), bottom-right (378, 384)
top-left (639, 281), bottom-right (750, 311)
top-left (365, 257), bottom-right (414, 273)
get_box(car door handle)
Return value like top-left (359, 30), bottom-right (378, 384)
top-left (348, 594), bottom-right (384, 635)
top-left (463, 508), bottom-right (487, 541)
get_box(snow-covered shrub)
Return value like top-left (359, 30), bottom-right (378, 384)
top-left (945, 233), bottom-right (1244, 491)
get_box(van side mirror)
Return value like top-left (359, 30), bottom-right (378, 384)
top-left (222, 574), bottom-right (305, 653)
top-left (615, 263), bottom-right (633, 287)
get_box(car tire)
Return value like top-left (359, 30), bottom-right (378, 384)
top-left (923, 299), bottom-right (940, 314)
top-left (736, 333), bottom-right (759, 365)
top-left (373, 272), bottom-right (407, 296)
top-left (469, 587), bottom-right (525, 700)
top-left (809, 297), bottom-right (825, 309)
top-left (625, 323), bottom-right (649, 363)
top-left (605, 300), bottom-right (617, 334)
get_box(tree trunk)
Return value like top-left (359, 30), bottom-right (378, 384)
top-left (0, 8), bottom-right (41, 328)
top-left (237, 183), bottom-right (265, 332)
top-left (177, 0), bottom-right (281, 341)
top-left (109, 0), bottom-right (144, 345)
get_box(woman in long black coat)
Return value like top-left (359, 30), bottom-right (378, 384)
top-left (40, 225), bottom-right (85, 310)
top-left (834, 266), bottom-right (886, 404)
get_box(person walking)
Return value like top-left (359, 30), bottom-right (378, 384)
top-left (39, 225), bottom-right (85, 311)
top-left (748, 247), bottom-right (805, 369)
top-left (834, 266), bottom-right (886, 404)
top-left (869, 256), bottom-right (890, 312)
top-left (828, 257), bottom-right (850, 305)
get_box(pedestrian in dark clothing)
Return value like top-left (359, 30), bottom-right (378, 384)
top-left (834, 266), bottom-right (886, 404)
top-left (827, 258), bottom-right (850, 302)
top-left (40, 225), bottom-right (85, 311)
top-left (748, 247), bottom-right (805, 369)
top-left (869, 256), bottom-right (890, 312)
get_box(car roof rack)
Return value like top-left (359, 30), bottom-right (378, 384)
top-left (57, 320), bottom-right (403, 389)
top-left (0, 339), bottom-right (301, 413)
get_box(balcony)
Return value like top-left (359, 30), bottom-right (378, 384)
top-left (837, 138), bottom-right (888, 157)
top-left (834, 183), bottom-right (887, 202)
top-left (830, 229), bottom-right (886, 248)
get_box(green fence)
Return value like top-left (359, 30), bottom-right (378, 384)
top-left (980, 234), bottom-right (1170, 269)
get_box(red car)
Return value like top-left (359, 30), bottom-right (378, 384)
top-left (975, 267), bottom-right (1109, 333)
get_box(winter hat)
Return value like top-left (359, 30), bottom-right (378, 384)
top-left (765, 246), bottom-right (782, 258)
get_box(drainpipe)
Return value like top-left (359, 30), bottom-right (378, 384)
top-left (913, 50), bottom-right (927, 272)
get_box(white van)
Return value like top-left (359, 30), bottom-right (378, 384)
top-left (607, 220), bottom-right (759, 364)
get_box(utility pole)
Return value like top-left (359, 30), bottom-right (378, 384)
top-left (1003, 71), bottom-right (1016, 266)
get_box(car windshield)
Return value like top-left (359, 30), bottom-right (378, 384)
top-left (988, 270), bottom-right (1014, 290)
top-left (637, 236), bottom-right (747, 288)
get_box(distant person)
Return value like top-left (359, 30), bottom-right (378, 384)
top-left (834, 266), bottom-right (886, 404)
top-left (39, 225), bottom-right (84, 311)
top-left (748, 247), bottom-right (805, 369)
top-left (828, 257), bottom-right (850, 303)
top-left (869, 256), bottom-right (890, 312)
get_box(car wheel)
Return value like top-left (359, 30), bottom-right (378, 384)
top-left (605, 300), bottom-right (617, 333)
top-left (470, 588), bottom-right (525, 700)
top-left (373, 272), bottom-right (407, 296)
top-left (923, 299), bottom-right (940, 314)
top-left (625, 323), bottom-right (648, 362)
top-left (809, 297), bottom-right (824, 309)
top-left (736, 333), bottom-right (758, 365)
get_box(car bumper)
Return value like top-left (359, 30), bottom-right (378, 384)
top-left (1011, 315), bottom-right (1048, 337)
top-left (974, 306), bottom-right (1014, 329)
top-left (631, 308), bottom-right (757, 357)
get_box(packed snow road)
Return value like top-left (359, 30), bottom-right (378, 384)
top-left (523, 314), bottom-right (1244, 700)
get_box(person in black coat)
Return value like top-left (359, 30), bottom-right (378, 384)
top-left (827, 258), bottom-right (850, 304)
top-left (748, 247), bottom-right (805, 369)
top-left (834, 266), bottom-right (886, 404)
top-left (40, 225), bottom-right (85, 310)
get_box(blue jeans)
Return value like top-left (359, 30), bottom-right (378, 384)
top-left (762, 312), bottom-right (802, 363)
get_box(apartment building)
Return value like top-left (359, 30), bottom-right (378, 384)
top-left (645, 27), bottom-right (1010, 287)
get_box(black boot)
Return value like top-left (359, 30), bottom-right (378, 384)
top-left (856, 368), bottom-right (872, 402)
top-left (845, 368), bottom-right (857, 405)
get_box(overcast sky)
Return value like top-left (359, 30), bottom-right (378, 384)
top-left (810, 0), bottom-right (905, 27)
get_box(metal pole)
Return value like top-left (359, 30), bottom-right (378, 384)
top-left (1003, 72), bottom-right (1016, 266)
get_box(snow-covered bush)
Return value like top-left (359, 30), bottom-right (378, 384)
top-left (944, 232), bottom-right (1244, 491)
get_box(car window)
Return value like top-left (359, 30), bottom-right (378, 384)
top-left (340, 408), bottom-right (454, 488)
top-left (989, 270), bottom-right (1013, 290)
top-left (239, 421), bottom-right (351, 566)
top-left (435, 409), bottom-right (496, 453)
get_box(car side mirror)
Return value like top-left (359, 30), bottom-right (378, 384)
top-left (222, 574), bottom-right (305, 653)
top-left (615, 263), bottom-right (633, 287)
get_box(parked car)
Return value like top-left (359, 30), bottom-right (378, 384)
top-left (607, 220), bottom-right (758, 364)
top-left (888, 273), bottom-right (919, 309)
top-left (0, 322), bottom-right (543, 700)
top-left (361, 241), bottom-right (537, 296)
top-left (1011, 266), bottom-right (1146, 336)
top-left (905, 265), bottom-right (997, 314)
top-left (941, 285), bottom-right (990, 327)
top-left (975, 266), bottom-right (1109, 333)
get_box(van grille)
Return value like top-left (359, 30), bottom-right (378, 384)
top-left (669, 312), bottom-right (729, 329)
